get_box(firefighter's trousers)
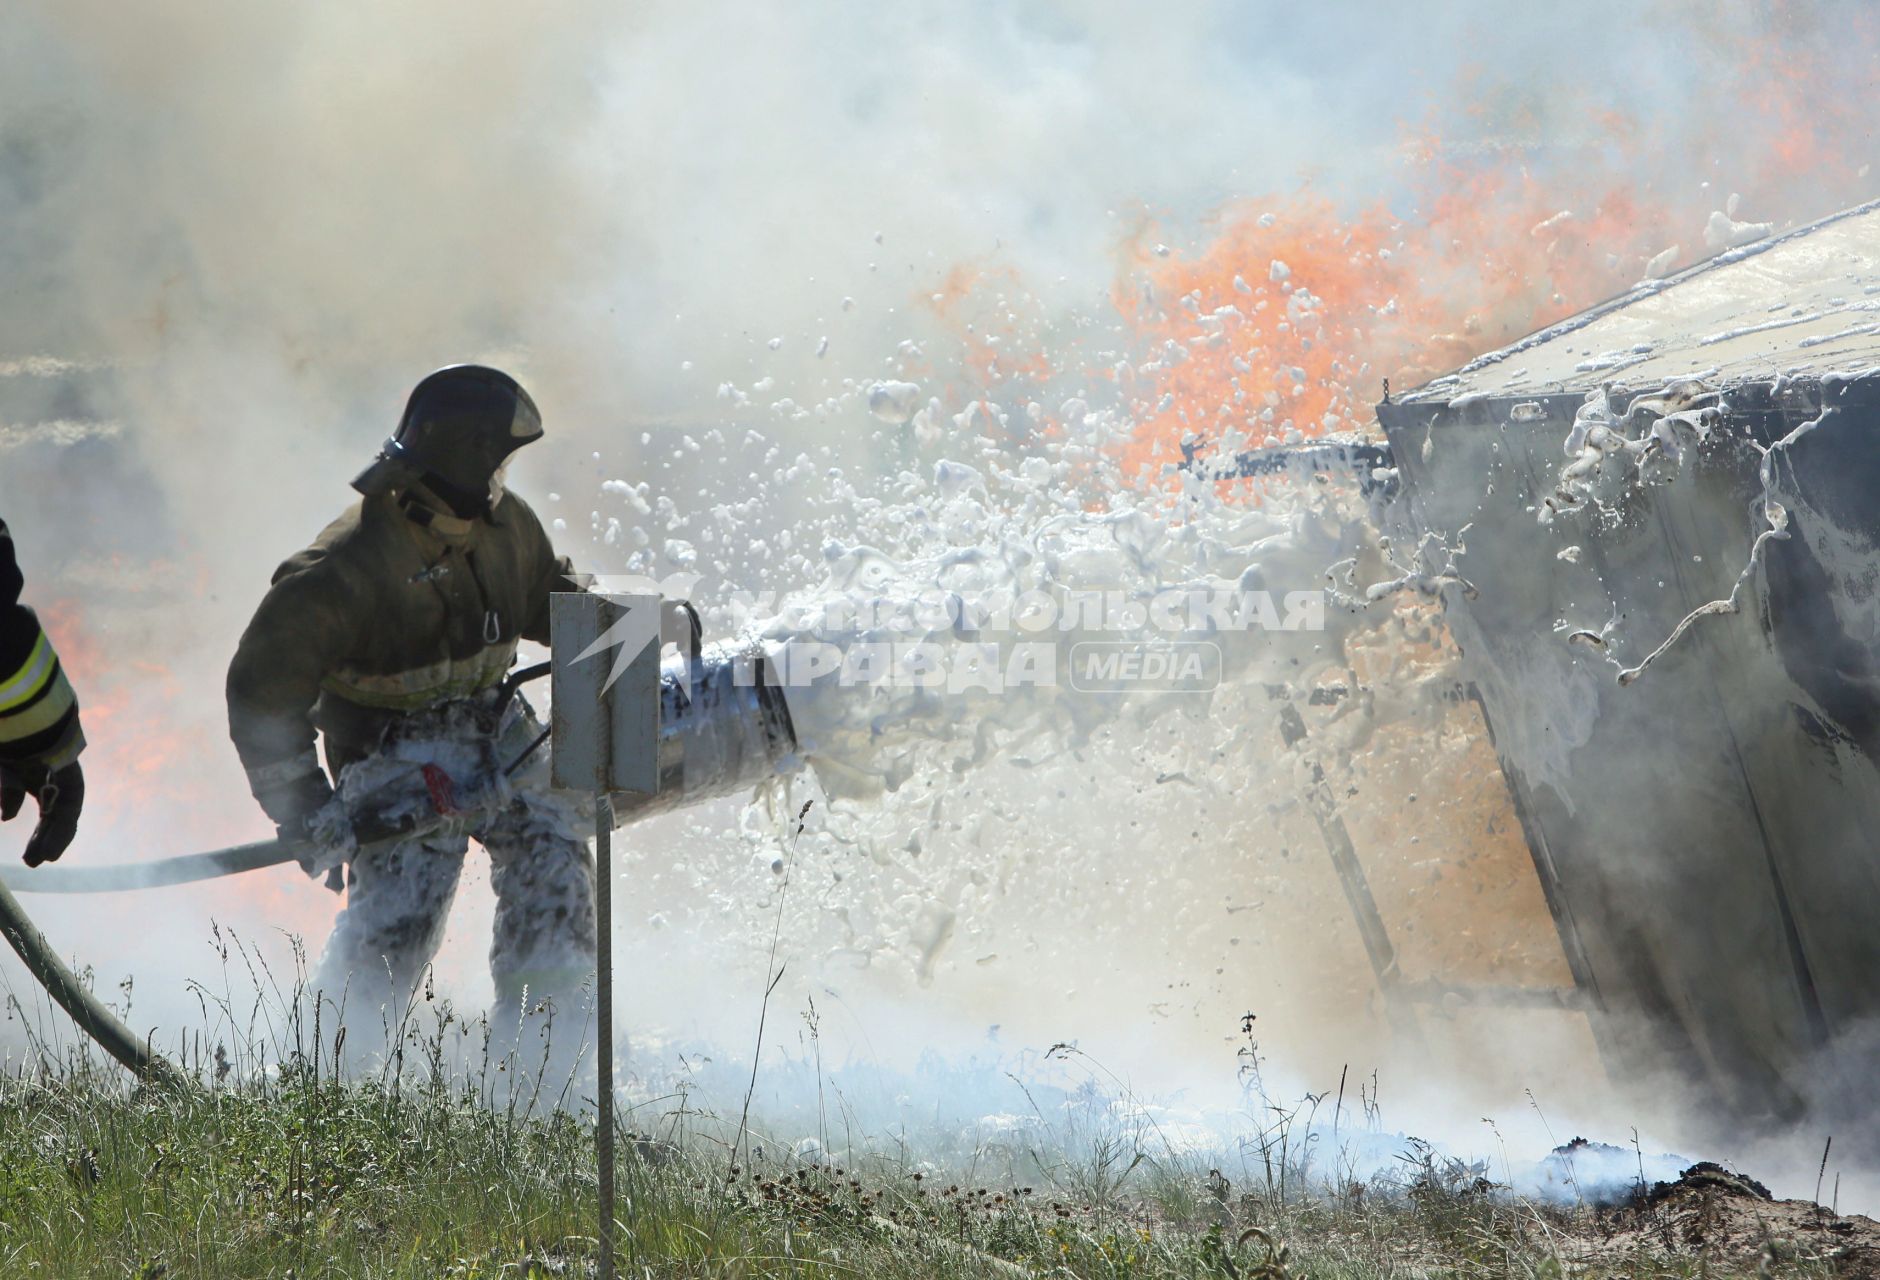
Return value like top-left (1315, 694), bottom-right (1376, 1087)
top-left (313, 784), bottom-right (597, 1078)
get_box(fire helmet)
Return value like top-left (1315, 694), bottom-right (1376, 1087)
top-left (351, 364), bottom-right (544, 516)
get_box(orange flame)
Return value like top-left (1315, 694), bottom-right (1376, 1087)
top-left (907, 6), bottom-right (1879, 488)
top-left (1112, 173), bottom-right (1672, 478)
top-left (1108, 5), bottom-right (1880, 480)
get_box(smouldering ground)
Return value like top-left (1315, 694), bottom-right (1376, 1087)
top-left (1, 1058), bottom-right (1875, 1279)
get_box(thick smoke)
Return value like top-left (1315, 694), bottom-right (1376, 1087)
top-left (2, 0), bottom-right (1877, 1204)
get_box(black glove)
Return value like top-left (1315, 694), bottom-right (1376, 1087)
top-left (265, 772), bottom-right (351, 893)
top-left (278, 813), bottom-right (350, 894)
top-left (274, 795), bottom-right (425, 895)
top-left (266, 767), bottom-right (442, 894)
top-left (1, 760), bottom-right (85, 867)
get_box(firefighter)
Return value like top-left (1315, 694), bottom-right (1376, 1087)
top-left (0, 518), bottom-right (86, 866)
top-left (226, 365), bottom-right (595, 1048)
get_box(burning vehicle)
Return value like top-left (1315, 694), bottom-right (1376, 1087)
top-left (1363, 199), bottom-right (1880, 1126)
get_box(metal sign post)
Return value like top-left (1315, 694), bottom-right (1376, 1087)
top-left (550, 592), bottom-right (661, 1280)
top-left (591, 791), bottom-right (616, 1279)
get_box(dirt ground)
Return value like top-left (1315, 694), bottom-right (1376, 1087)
top-left (1576, 1164), bottom-right (1880, 1278)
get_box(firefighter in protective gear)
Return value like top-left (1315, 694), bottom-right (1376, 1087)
top-left (226, 365), bottom-right (595, 1036)
top-left (0, 518), bottom-right (86, 867)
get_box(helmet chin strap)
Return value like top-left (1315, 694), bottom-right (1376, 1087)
top-left (397, 485), bottom-right (479, 540)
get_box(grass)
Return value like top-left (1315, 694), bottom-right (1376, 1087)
top-left (0, 936), bottom-right (1854, 1278)
top-left (0, 1045), bottom-right (1854, 1279)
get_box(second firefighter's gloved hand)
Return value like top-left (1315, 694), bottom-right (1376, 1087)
top-left (0, 760), bottom-right (85, 867)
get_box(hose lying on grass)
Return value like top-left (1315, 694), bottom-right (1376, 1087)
top-left (0, 872), bottom-right (186, 1088)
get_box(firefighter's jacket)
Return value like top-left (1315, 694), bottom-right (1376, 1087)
top-left (226, 489), bottom-right (581, 824)
top-left (0, 518), bottom-right (84, 771)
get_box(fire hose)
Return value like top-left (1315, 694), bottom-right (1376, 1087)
top-left (0, 875), bottom-right (188, 1087)
top-left (0, 642), bottom-right (797, 1083)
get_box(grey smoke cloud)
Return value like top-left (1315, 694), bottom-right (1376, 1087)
top-left (5, 0), bottom-right (1871, 459)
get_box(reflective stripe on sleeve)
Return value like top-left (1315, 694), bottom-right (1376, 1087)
top-left (0, 663), bottom-right (75, 742)
top-left (0, 632), bottom-right (55, 712)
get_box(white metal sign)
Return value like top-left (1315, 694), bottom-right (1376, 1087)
top-left (549, 592), bottom-right (662, 796)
